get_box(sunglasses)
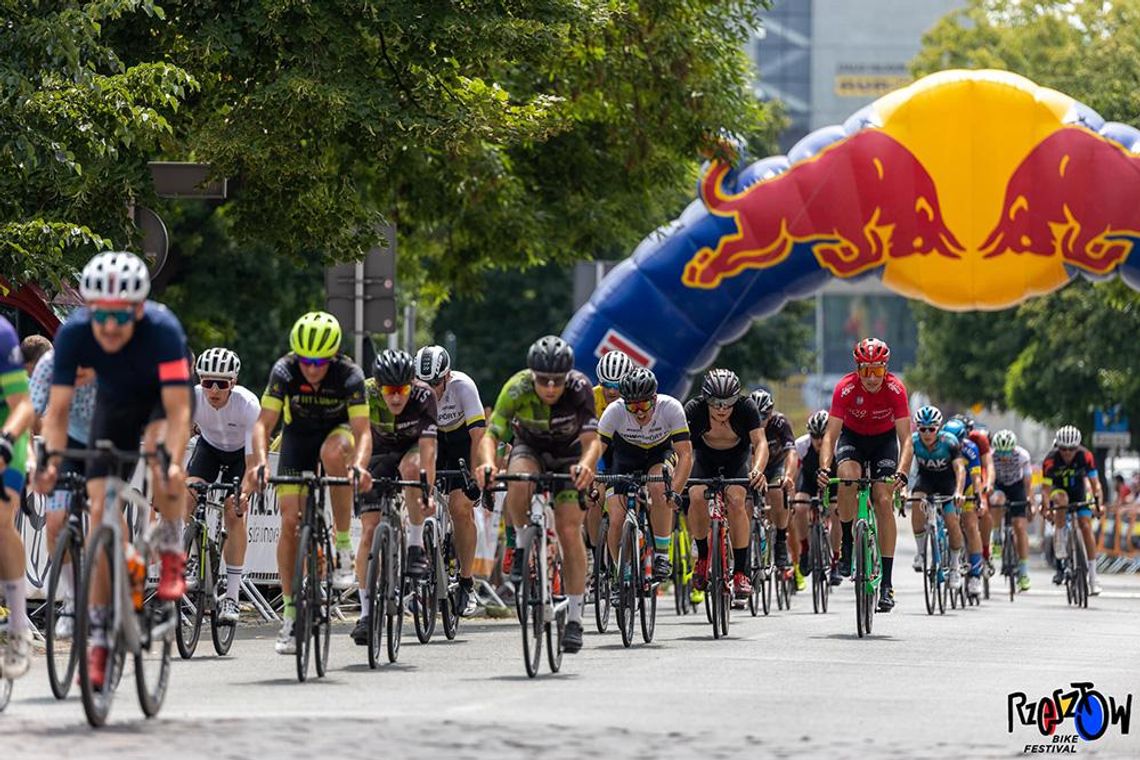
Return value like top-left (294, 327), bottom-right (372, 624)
top-left (92, 308), bottom-right (134, 326)
top-left (426, 376), bottom-right (447, 387)
top-left (201, 378), bottom-right (233, 390)
top-left (857, 364), bottom-right (887, 378)
top-left (625, 399), bottom-right (655, 414)
top-left (1059, 445), bottom-right (1077, 452)
top-left (381, 384), bottom-right (411, 396)
top-left (298, 356), bottom-right (330, 367)
top-left (917, 426), bottom-right (938, 434)
top-left (533, 372), bottom-right (568, 387)
top-left (601, 381), bottom-right (621, 391)
top-left (708, 396), bottom-right (739, 409)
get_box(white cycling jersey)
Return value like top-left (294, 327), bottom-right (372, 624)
top-left (992, 445), bottom-right (1032, 486)
top-left (193, 384), bottom-right (260, 453)
top-left (436, 370), bottom-right (486, 433)
top-left (598, 394), bottom-right (689, 449)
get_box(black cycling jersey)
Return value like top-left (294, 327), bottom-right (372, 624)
top-left (764, 412), bottom-right (796, 466)
top-left (365, 378), bottom-right (438, 453)
top-left (260, 353), bottom-right (368, 434)
top-left (684, 395), bottom-right (762, 455)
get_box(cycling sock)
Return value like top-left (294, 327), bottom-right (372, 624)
top-left (981, 542), bottom-right (990, 561)
top-left (407, 522), bottom-right (424, 548)
top-left (969, 552), bottom-right (982, 577)
top-left (881, 557), bottom-right (893, 587)
top-left (155, 517), bottom-right (182, 553)
top-left (360, 596), bottom-right (371, 618)
top-left (914, 531), bottom-right (926, 555)
top-left (282, 595), bottom-right (295, 621)
top-left (1, 579), bottom-right (26, 632)
top-left (226, 565), bottom-right (242, 602)
top-left (567, 594), bottom-right (583, 624)
top-left (335, 530), bottom-right (352, 552)
top-left (515, 527), bottom-right (533, 552)
top-left (950, 548), bottom-right (962, 569)
top-left (841, 521), bottom-right (853, 550)
top-left (733, 547), bottom-right (749, 573)
top-left (90, 605), bottom-right (109, 647)
top-left (695, 538), bottom-right (709, 560)
top-left (775, 528), bottom-right (787, 545)
top-left (460, 576), bottom-right (474, 590)
top-left (59, 567), bottom-right (74, 600)
top-left (800, 538), bottom-right (808, 558)
top-left (654, 534), bottom-right (671, 555)
top-left (1018, 559), bottom-right (1029, 577)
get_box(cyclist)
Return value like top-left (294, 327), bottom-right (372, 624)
top-left (584, 367), bottom-right (692, 585)
top-left (942, 417), bottom-right (986, 595)
top-left (908, 406), bottom-right (982, 593)
top-left (1042, 425), bottom-right (1104, 594)
top-left (350, 350), bottom-right (438, 644)
top-left (0, 316), bottom-right (34, 680)
top-left (752, 389), bottom-right (799, 584)
top-left (989, 429), bottom-right (1034, 592)
top-left (816, 338), bottom-right (912, 612)
top-left (475, 336), bottom-right (596, 654)
top-left (791, 410), bottom-right (842, 586)
top-left (29, 348), bottom-right (96, 641)
top-left (684, 369), bottom-right (768, 599)
top-left (586, 350), bottom-right (633, 584)
top-left (954, 414), bottom-right (997, 571)
top-left (37, 251), bottom-right (194, 686)
top-left (415, 344), bottom-right (485, 617)
top-left (245, 312), bottom-right (373, 655)
top-left (183, 348), bottom-right (260, 625)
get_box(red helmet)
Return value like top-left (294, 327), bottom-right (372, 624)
top-left (853, 337), bottom-right (890, 364)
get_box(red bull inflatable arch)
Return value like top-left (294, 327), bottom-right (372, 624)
top-left (562, 69), bottom-right (1140, 395)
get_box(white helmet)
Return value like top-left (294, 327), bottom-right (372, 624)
top-left (596, 350), bottom-right (633, 385)
top-left (1054, 425), bottom-right (1082, 448)
top-left (79, 251), bottom-right (151, 303)
top-left (196, 347), bottom-right (240, 380)
top-left (992, 429), bottom-right (1017, 452)
top-left (415, 345), bottom-right (451, 384)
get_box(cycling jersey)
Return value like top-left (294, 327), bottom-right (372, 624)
top-left (488, 369), bottom-right (596, 451)
top-left (912, 431), bottom-right (964, 474)
top-left (795, 434), bottom-right (821, 495)
top-left (365, 378), bottom-right (438, 453)
top-left (764, 412), bottom-right (796, 466)
top-left (193, 384), bottom-right (260, 453)
top-left (684, 395), bottom-right (762, 455)
top-left (598, 394), bottom-right (689, 451)
top-left (53, 301), bottom-right (191, 401)
top-left (260, 353), bottom-right (368, 434)
top-left (434, 370), bottom-right (485, 434)
top-left (593, 385), bottom-right (610, 419)
top-left (1042, 446), bottom-right (1098, 494)
top-left (992, 445), bottom-right (1032, 487)
top-left (30, 349), bottom-right (95, 445)
top-left (0, 317), bottom-right (29, 493)
top-left (828, 371), bottom-right (909, 436)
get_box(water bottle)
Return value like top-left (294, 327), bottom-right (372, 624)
top-left (126, 545), bottom-right (146, 611)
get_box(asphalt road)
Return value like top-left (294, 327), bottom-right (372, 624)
top-left (4, 541), bottom-right (1139, 759)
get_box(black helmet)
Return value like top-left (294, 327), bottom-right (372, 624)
top-left (750, 389), bottom-right (774, 417)
top-left (373, 349), bottom-right (415, 386)
top-left (620, 367), bottom-right (658, 403)
top-left (701, 368), bottom-right (741, 400)
top-left (526, 335), bottom-right (574, 374)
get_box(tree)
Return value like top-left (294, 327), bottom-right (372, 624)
top-left (1, 0), bottom-right (195, 287)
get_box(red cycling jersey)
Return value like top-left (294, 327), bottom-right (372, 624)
top-left (829, 371), bottom-right (910, 436)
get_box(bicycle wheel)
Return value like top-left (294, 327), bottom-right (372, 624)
top-left (313, 527), bottom-right (333, 678)
top-left (748, 525), bottom-right (762, 617)
top-left (982, 559), bottom-right (991, 601)
top-left (546, 607), bottom-right (565, 674)
top-left (365, 526), bottom-right (386, 669)
top-left (0, 678), bottom-right (9, 712)
top-left (759, 523), bottom-right (773, 616)
top-left (818, 523), bottom-right (832, 613)
top-left (210, 568), bottom-right (237, 656)
top-left (440, 535), bottom-right (459, 641)
top-left (853, 521), bottom-right (870, 639)
top-left (717, 521), bottom-right (732, 637)
top-left (671, 528), bottom-right (689, 616)
top-left (1004, 530), bottom-right (1017, 602)
top-left (175, 523), bottom-right (205, 659)
top-left (46, 527), bottom-right (82, 699)
top-left (1072, 532), bottom-right (1089, 609)
top-left (77, 525), bottom-right (120, 727)
top-left (293, 526), bottom-right (315, 682)
top-left (639, 544), bottom-right (657, 644)
top-left (616, 520), bottom-right (638, 648)
top-left (936, 530), bottom-right (947, 615)
top-left (414, 522), bottom-right (438, 644)
top-left (386, 530), bottom-right (406, 663)
top-left (518, 542), bottom-right (543, 678)
top-left (922, 530), bottom-right (936, 616)
top-left (710, 520), bottom-right (731, 638)
top-left (594, 513), bottom-right (611, 632)
top-left (810, 523), bottom-right (823, 614)
top-left (135, 588), bottom-right (174, 718)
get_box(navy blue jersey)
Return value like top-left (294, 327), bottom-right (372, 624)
top-left (53, 301), bottom-right (191, 401)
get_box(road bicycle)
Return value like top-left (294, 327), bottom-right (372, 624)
top-left (177, 476), bottom-right (241, 658)
top-left (688, 475), bottom-right (752, 639)
top-left (791, 494), bottom-right (831, 614)
top-left (905, 494), bottom-right (954, 616)
top-left (43, 471), bottom-right (89, 699)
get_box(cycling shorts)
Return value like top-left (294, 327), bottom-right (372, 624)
top-left (45, 436), bottom-right (86, 513)
top-left (507, 441), bottom-right (582, 504)
top-left (88, 393), bottom-right (165, 480)
top-left (187, 438), bottom-right (246, 484)
top-left (835, 427), bottom-right (898, 480)
top-left (994, 480), bottom-right (1028, 518)
top-left (277, 424), bottom-right (353, 496)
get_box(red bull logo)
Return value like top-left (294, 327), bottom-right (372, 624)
top-left (682, 131), bottom-right (964, 288)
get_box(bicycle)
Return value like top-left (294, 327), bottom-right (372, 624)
top-left (361, 473), bottom-right (428, 668)
top-left (43, 441), bottom-right (176, 727)
top-left (412, 467), bottom-right (454, 645)
top-left (670, 509), bottom-right (694, 616)
top-left (592, 506), bottom-right (612, 633)
top-left (791, 495), bottom-right (831, 614)
top-left (950, 494), bottom-right (982, 609)
top-left (177, 477), bottom-right (242, 659)
top-left (824, 471), bottom-right (899, 639)
top-left (264, 469), bottom-right (360, 682)
top-left (996, 501), bottom-right (1029, 602)
top-left (492, 471), bottom-right (581, 678)
top-left (905, 494), bottom-right (954, 616)
top-left (43, 471), bottom-right (89, 699)
top-left (688, 475), bottom-right (752, 639)
top-left (428, 464), bottom-right (473, 642)
top-left (1046, 500), bottom-right (1096, 609)
top-left (595, 473), bottom-right (668, 648)
top-left (748, 490), bottom-right (774, 617)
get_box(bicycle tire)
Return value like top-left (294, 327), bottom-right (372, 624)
top-left (936, 528), bottom-right (948, 615)
top-left (386, 529), bottom-right (405, 663)
top-left (810, 523), bottom-right (823, 614)
top-left (293, 525), bottom-right (314, 682)
top-left (313, 526), bottom-right (333, 678)
top-left (0, 678), bottom-right (9, 712)
top-left (414, 522), bottom-right (438, 644)
top-left (519, 542), bottom-right (543, 678)
top-left (982, 560), bottom-right (990, 601)
top-left (594, 513), bottom-right (612, 633)
top-left (1004, 529), bottom-right (1017, 602)
top-left (1073, 531), bottom-right (1089, 609)
top-left (46, 527), bottom-right (82, 699)
top-left (922, 529), bottom-right (936, 616)
top-left (671, 527), bottom-right (689, 616)
top-left (135, 590), bottom-right (173, 718)
top-left (440, 534), bottom-right (459, 641)
top-left (759, 522), bottom-right (773, 616)
top-left (365, 525), bottom-right (386, 669)
top-left (718, 519), bottom-right (732, 637)
top-left (854, 521), bottom-right (872, 638)
top-left (175, 523), bottom-right (205, 659)
top-left (638, 542), bottom-right (657, 644)
top-left (210, 554), bottom-right (237, 656)
top-left (546, 608), bottom-right (565, 674)
top-left (748, 525), bottom-right (762, 617)
top-left (77, 525), bottom-right (120, 727)
top-left (616, 519), bottom-right (637, 648)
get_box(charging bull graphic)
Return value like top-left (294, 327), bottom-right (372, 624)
top-left (563, 69), bottom-right (1140, 395)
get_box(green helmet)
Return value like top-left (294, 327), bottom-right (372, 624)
top-left (290, 311), bottom-right (342, 359)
